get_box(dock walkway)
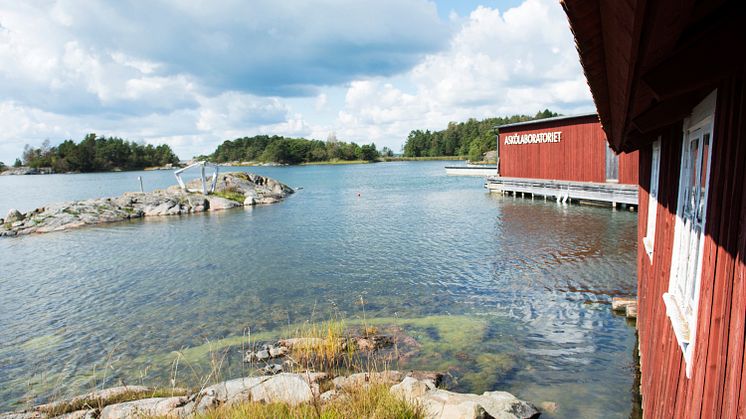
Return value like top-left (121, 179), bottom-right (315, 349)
top-left (445, 166), bottom-right (497, 176)
top-left (485, 176), bottom-right (638, 207)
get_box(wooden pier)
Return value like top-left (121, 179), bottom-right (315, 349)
top-left (445, 166), bottom-right (497, 176)
top-left (485, 176), bottom-right (638, 207)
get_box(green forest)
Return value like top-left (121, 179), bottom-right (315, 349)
top-left (18, 133), bottom-right (180, 172)
top-left (402, 109), bottom-right (559, 160)
top-left (205, 135), bottom-right (389, 164)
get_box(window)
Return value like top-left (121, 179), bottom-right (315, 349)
top-left (643, 138), bottom-right (661, 260)
top-left (663, 90), bottom-right (716, 378)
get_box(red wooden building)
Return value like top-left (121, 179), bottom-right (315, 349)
top-left (563, 0), bottom-right (746, 417)
top-left (497, 113), bottom-right (638, 184)
top-left (488, 113), bottom-right (639, 207)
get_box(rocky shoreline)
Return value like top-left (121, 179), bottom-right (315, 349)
top-left (0, 172), bottom-right (294, 237)
top-left (1, 371), bottom-right (540, 419)
top-left (0, 167), bottom-right (54, 176)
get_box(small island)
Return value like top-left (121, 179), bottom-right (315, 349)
top-left (0, 172), bottom-right (294, 237)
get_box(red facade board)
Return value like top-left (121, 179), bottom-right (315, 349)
top-left (636, 73), bottom-right (746, 418)
top-left (498, 115), bottom-right (638, 184)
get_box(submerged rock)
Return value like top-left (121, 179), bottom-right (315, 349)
top-left (0, 172), bottom-right (293, 237)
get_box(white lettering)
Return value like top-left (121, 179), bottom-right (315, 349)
top-left (503, 131), bottom-right (563, 145)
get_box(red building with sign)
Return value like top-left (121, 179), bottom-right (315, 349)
top-left (488, 113), bottom-right (639, 206)
top-left (498, 113), bottom-right (638, 184)
top-left (563, 0), bottom-right (746, 417)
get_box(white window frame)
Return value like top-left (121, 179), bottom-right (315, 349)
top-left (663, 90), bottom-right (716, 378)
top-left (643, 138), bottom-right (661, 261)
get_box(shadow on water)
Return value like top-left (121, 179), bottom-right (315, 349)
top-left (0, 162), bottom-right (640, 418)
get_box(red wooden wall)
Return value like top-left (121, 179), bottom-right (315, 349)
top-left (619, 150), bottom-right (639, 185)
top-left (636, 71), bottom-right (746, 418)
top-left (498, 115), bottom-right (638, 184)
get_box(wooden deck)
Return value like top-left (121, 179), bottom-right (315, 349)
top-left (485, 176), bottom-right (638, 206)
top-left (445, 166), bottom-right (497, 176)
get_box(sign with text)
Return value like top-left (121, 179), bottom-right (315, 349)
top-left (504, 131), bottom-right (562, 145)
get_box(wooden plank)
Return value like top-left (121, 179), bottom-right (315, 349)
top-left (720, 72), bottom-right (746, 419)
top-left (636, 123), bottom-right (689, 416)
top-left (619, 150), bottom-right (640, 184)
top-left (673, 360), bottom-right (689, 418)
top-left (700, 77), bottom-right (746, 418)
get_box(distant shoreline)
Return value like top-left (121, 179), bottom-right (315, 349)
top-left (0, 164), bottom-right (179, 176)
top-left (0, 157), bottom-right (474, 176)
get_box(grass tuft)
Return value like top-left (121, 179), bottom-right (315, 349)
top-left (184, 383), bottom-right (423, 419)
top-left (284, 318), bottom-right (351, 373)
top-left (213, 186), bottom-right (246, 203)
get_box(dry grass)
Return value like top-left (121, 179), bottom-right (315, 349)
top-left (282, 318), bottom-right (353, 374)
top-left (188, 383), bottom-right (423, 419)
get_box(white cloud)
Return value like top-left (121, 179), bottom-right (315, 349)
top-left (330, 0), bottom-right (594, 152)
top-left (0, 0), bottom-right (593, 162)
top-left (314, 94), bottom-right (328, 111)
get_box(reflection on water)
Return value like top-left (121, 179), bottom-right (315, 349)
top-left (0, 162), bottom-right (638, 418)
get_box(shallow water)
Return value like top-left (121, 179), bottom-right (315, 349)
top-left (0, 162), bottom-right (638, 417)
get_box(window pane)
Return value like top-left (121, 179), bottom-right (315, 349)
top-left (684, 138), bottom-right (699, 217)
top-left (698, 133), bottom-right (710, 223)
top-left (687, 224), bottom-right (702, 312)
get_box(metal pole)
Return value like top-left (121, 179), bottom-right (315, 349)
top-left (138, 176), bottom-right (144, 193)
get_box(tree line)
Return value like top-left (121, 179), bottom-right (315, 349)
top-left (204, 135), bottom-right (392, 164)
top-left (17, 133), bottom-right (180, 172)
top-left (402, 109), bottom-right (559, 161)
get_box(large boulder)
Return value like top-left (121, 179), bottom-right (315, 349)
top-left (333, 371), bottom-right (405, 389)
top-left (4, 209), bottom-right (23, 224)
top-left (36, 385), bottom-right (152, 415)
top-left (54, 410), bottom-right (96, 419)
top-left (196, 373), bottom-right (315, 411)
top-left (390, 377), bottom-right (540, 419)
top-left (206, 196), bottom-right (242, 211)
top-left (99, 396), bottom-right (190, 419)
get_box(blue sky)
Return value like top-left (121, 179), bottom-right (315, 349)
top-left (0, 0), bottom-right (594, 163)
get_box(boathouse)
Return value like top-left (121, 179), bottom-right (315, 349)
top-left (487, 113), bottom-right (639, 206)
top-left (563, 0), bottom-right (746, 417)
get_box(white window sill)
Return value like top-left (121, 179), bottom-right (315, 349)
top-left (663, 292), bottom-right (696, 377)
top-left (643, 236), bottom-right (654, 262)
top-left (662, 292), bottom-right (693, 359)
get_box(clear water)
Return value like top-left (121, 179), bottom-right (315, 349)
top-left (0, 162), bottom-right (639, 418)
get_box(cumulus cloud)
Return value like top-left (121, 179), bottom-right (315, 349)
top-left (0, 0), bottom-right (593, 163)
top-left (0, 1), bottom-right (447, 101)
top-left (332, 0), bottom-right (594, 151)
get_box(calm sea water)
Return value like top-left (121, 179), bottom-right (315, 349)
top-left (0, 162), bottom-right (638, 418)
